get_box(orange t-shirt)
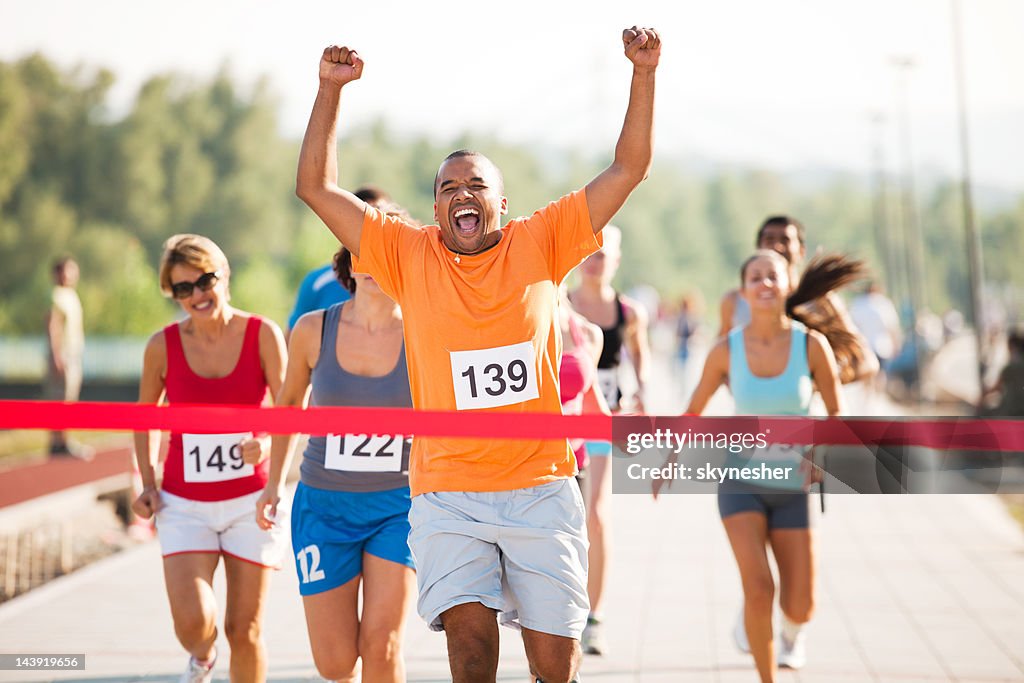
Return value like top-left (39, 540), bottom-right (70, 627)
top-left (353, 189), bottom-right (601, 495)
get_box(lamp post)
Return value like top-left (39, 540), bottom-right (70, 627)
top-left (889, 54), bottom-right (926, 400)
top-left (868, 112), bottom-right (898, 299)
top-left (951, 0), bottom-right (988, 396)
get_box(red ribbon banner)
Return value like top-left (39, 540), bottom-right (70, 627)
top-left (1, 401), bottom-right (1022, 452)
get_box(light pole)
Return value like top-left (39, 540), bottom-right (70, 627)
top-left (889, 55), bottom-right (927, 400)
top-left (951, 0), bottom-right (988, 396)
top-left (868, 112), bottom-right (899, 299)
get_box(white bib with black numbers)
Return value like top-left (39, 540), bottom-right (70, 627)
top-left (182, 432), bottom-right (255, 483)
top-left (324, 433), bottom-right (405, 472)
top-left (450, 341), bottom-right (540, 410)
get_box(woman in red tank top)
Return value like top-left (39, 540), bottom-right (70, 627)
top-left (131, 234), bottom-right (287, 683)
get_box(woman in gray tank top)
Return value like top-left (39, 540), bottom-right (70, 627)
top-left (255, 232), bottom-right (416, 682)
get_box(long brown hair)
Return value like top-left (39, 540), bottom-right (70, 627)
top-left (741, 250), bottom-right (869, 383)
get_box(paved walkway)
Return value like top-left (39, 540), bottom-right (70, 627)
top-left (1, 350), bottom-right (1022, 681)
top-left (0, 489), bottom-right (1022, 682)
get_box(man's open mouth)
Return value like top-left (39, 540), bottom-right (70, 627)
top-left (452, 206), bottom-right (481, 235)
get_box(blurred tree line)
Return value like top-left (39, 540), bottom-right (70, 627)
top-left (0, 53), bottom-right (1021, 336)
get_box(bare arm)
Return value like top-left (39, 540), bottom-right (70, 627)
top-left (807, 330), bottom-right (844, 416)
top-left (46, 307), bottom-right (65, 373)
top-left (622, 296), bottom-right (651, 413)
top-left (256, 313), bottom-right (318, 529)
top-left (653, 339), bottom-right (729, 499)
top-left (685, 339), bottom-right (730, 416)
top-left (585, 27), bottom-right (660, 234)
top-left (240, 318), bottom-right (289, 465)
top-left (295, 46), bottom-right (369, 256)
top-left (131, 332), bottom-right (167, 519)
top-left (578, 316), bottom-right (611, 416)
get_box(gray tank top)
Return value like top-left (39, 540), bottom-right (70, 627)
top-left (301, 302), bottom-right (412, 492)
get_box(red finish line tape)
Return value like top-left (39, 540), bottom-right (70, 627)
top-left (1, 401), bottom-right (1022, 452)
top-left (0, 400), bottom-right (612, 440)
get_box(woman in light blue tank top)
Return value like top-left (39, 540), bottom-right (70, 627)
top-left (256, 211), bottom-right (418, 681)
top-left (682, 249), bottom-right (860, 682)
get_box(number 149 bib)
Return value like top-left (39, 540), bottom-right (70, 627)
top-left (450, 341), bottom-right (540, 410)
top-left (182, 432), bottom-right (255, 483)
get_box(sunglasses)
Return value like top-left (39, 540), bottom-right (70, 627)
top-left (170, 271), bottom-right (221, 299)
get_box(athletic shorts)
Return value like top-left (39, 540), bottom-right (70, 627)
top-left (156, 489), bottom-right (287, 568)
top-left (409, 478), bottom-right (590, 639)
top-left (717, 479), bottom-right (810, 530)
top-left (585, 441), bottom-right (614, 458)
top-left (290, 482), bottom-right (414, 596)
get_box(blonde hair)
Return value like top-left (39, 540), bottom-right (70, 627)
top-left (158, 234), bottom-right (230, 297)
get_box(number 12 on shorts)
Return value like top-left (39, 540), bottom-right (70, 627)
top-left (324, 433), bottom-right (404, 472)
top-left (296, 544), bottom-right (325, 584)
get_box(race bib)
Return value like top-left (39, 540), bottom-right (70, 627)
top-left (748, 442), bottom-right (808, 466)
top-left (596, 368), bottom-right (619, 407)
top-left (324, 434), bottom-right (406, 472)
top-left (182, 432), bottom-right (254, 483)
top-left (450, 341), bottom-right (540, 410)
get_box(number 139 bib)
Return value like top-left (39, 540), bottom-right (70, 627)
top-left (450, 341), bottom-right (540, 410)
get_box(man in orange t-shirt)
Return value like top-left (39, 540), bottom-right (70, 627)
top-left (297, 27), bottom-right (661, 683)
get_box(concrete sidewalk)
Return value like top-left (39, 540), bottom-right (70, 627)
top-left (0, 490), bottom-right (1022, 682)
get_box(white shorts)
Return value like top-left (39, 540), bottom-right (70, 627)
top-left (156, 489), bottom-right (287, 569)
top-left (409, 479), bottom-right (590, 639)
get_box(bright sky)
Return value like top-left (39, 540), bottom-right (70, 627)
top-left (3, 0), bottom-right (1022, 189)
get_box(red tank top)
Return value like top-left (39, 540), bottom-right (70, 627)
top-left (161, 316), bottom-right (270, 501)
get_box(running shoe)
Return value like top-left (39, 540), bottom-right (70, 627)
top-left (732, 608), bottom-right (750, 654)
top-left (49, 442), bottom-right (95, 461)
top-left (581, 615), bottom-right (607, 655)
top-left (179, 649), bottom-right (216, 683)
top-left (778, 630), bottom-right (807, 669)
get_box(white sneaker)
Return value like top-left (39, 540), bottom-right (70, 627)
top-left (732, 609), bottom-right (750, 654)
top-left (179, 649), bottom-right (216, 683)
top-left (581, 616), bottom-right (607, 655)
top-left (778, 630), bottom-right (807, 669)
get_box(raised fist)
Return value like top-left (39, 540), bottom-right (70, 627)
top-left (320, 45), bottom-right (364, 86)
top-left (622, 26), bottom-right (661, 70)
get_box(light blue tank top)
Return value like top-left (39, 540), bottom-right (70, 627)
top-left (301, 302), bottom-right (412, 492)
top-left (728, 322), bottom-right (813, 416)
top-left (725, 322), bottom-right (813, 490)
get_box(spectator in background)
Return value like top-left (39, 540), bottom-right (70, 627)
top-left (849, 281), bottom-right (902, 393)
top-left (675, 290), bottom-right (704, 372)
top-left (978, 326), bottom-right (1024, 417)
top-left (45, 256), bottom-right (92, 460)
top-left (287, 187), bottom-right (395, 335)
